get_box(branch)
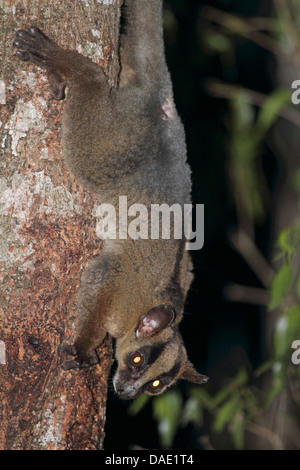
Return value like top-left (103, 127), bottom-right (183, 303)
top-left (246, 421), bottom-right (284, 450)
top-left (229, 228), bottom-right (274, 288)
top-left (224, 284), bottom-right (269, 306)
top-left (200, 6), bottom-right (280, 55)
top-left (207, 80), bottom-right (300, 128)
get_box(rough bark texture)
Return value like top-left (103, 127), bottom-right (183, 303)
top-left (0, 0), bottom-right (122, 450)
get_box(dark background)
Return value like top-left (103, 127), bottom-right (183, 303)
top-left (105, 0), bottom-right (276, 450)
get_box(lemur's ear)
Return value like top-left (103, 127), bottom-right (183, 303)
top-left (180, 361), bottom-right (209, 384)
top-left (136, 305), bottom-right (175, 338)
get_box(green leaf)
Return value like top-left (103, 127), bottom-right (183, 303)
top-left (189, 387), bottom-right (214, 410)
top-left (228, 95), bottom-right (268, 220)
top-left (233, 368), bottom-right (248, 387)
top-left (128, 394), bottom-right (150, 416)
top-left (210, 385), bottom-right (232, 408)
top-left (242, 387), bottom-right (259, 412)
top-left (277, 228), bottom-right (295, 258)
top-left (203, 29), bottom-right (232, 53)
top-left (254, 359), bottom-right (275, 377)
top-left (273, 315), bottom-right (289, 359)
top-left (273, 306), bottom-right (300, 360)
top-left (153, 391), bottom-right (183, 449)
top-left (213, 394), bottom-right (241, 433)
top-left (264, 361), bottom-right (286, 408)
top-left (255, 89), bottom-right (291, 138)
top-left (230, 95), bottom-right (255, 139)
top-left (180, 397), bottom-right (203, 428)
top-left (230, 411), bottom-right (245, 450)
top-left (268, 264), bottom-right (292, 310)
top-left (264, 370), bottom-right (285, 408)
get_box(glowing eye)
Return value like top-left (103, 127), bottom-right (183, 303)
top-left (149, 379), bottom-right (162, 390)
top-left (129, 352), bottom-right (144, 367)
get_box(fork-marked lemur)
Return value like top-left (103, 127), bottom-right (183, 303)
top-left (13, 0), bottom-right (208, 400)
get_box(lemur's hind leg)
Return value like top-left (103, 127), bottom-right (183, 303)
top-left (14, 26), bottom-right (68, 99)
top-left (13, 26), bottom-right (106, 100)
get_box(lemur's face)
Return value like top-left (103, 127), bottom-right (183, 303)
top-left (113, 305), bottom-right (208, 400)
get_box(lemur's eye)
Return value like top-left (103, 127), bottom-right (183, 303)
top-left (148, 379), bottom-right (162, 391)
top-left (129, 351), bottom-right (144, 367)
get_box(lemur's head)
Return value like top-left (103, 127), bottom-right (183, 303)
top-left (113, 305), bottom-right (208, 400)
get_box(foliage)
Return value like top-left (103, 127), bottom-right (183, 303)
top-left (129, 222), bottom-right (300, 449)
top-left (228, 88), bottom-right (291, 220)
top-left (129, 1), bottom-right (300, 450)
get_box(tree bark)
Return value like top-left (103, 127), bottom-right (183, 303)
top-left (0, 0), bottom-right (121, 450)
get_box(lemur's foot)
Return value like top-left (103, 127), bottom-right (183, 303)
top-left (13, 26), bottom-right (66, 100)
top-left (58, 344), bottom-right (99, 370)
top-left (13, 26), bottom-right (55, 66)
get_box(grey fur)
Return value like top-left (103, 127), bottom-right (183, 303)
top-left (13, 0), bottom-right (208, 399)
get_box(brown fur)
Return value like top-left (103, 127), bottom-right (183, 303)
top-left (13, 0), bottom-right (208, 400)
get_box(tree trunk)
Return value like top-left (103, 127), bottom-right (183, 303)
top-left (0, 0), bottom-right (121, 450)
